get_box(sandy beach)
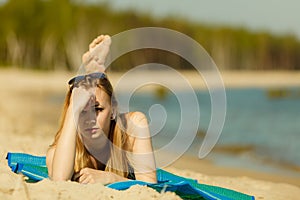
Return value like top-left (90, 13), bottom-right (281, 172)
top-left (1, 68), bottom-right (300, 199)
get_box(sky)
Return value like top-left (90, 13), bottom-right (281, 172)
top-left (93, 0), bottom-right (300, 39)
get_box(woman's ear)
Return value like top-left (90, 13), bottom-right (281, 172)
top-left (111, 108), bottom-right (116, 120)
top-left (111, 94), bottom-right (118, 120)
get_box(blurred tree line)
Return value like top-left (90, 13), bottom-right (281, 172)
top-left (0, 0), bottom-right (300, 71)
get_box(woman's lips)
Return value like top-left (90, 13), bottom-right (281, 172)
top-left (85, 127), bottom-right (101, 138)
top-left (85, 127), bottom-right (99, 133)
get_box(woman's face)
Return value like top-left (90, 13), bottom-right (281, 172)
top-left (78, 87), bottom-right (112, 139)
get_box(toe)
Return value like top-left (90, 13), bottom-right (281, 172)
top-left (103, 35), bottom-right (111, 45)
top-left (90, 35), bottom-right (105, 50)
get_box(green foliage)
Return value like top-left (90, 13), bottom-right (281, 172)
top-left (0, 0), bottom-right (300, 70)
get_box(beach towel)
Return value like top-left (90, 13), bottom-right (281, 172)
top-left (6, 152), bottom-right (49, 182)
top-left (6, 152), bottom-right (255, 200)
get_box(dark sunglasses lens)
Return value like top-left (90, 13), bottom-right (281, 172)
top-left (68, 75), bottom-right (84, 86)
top-left (68, 73), bottom-right (106, 87)
top-left (90, 73), bottom-right (105, 79)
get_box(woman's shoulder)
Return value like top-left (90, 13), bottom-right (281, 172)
top-left (120, 112), bottom-right (149, 138)
top-left (121, 112), bottom-right (150, 151)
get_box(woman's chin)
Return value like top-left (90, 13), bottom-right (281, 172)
top-left (91, 132), bottom-right (101, 139)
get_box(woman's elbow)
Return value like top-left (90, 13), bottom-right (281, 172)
top-left (46, 148), bottom-right (73, 181)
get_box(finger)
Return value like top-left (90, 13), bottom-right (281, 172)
top-left (79, 168), bottom-right (89, 176)
top-left (78, 168), bottom-right (89, 183)
top-left (79, 174), bottom-right (89, 184)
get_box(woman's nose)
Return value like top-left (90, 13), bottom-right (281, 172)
top-left (85, 119), bottom-right (96, 125)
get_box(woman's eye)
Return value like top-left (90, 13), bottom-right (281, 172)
top-left (95, 107), bottom-right (104, 112)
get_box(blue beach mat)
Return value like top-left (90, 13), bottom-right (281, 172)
top-left (6, 152), bottom-right (254, 200)
top-left (6, 152), bottom-right (49, 182)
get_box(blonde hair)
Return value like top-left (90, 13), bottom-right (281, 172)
top-left (50, 75), bottom-right (130, 178)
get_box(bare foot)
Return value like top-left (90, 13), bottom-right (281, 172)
top-left (82, 35), bottom-right (111, 73)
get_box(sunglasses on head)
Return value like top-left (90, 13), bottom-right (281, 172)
top-left (68, 72), bottom-right (107, 88)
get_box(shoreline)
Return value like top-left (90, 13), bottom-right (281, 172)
top-left (1, 68), bottom-right (300, 91)
top-left (107, 70), bottom-right (300, 90)
top-left (168, 153), bottom-right (300, 187)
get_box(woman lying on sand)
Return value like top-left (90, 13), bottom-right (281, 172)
top-left (46, 35), bottom-right (157, 184)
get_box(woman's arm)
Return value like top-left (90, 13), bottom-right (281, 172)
top-left (126, 112), bottom-right (157, 183)
top-left (46, 107), bottom-right (77, 181)
top-left (46, 87), bottom-right (93, 181)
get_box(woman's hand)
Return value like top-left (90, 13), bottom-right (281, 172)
top-left (74, 168), bottom-right (127, 184)
top-left (70, 87), bottom-right (95, 118)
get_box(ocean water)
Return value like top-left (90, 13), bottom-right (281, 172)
top-left (117, 87), bottom-right (300, 176)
